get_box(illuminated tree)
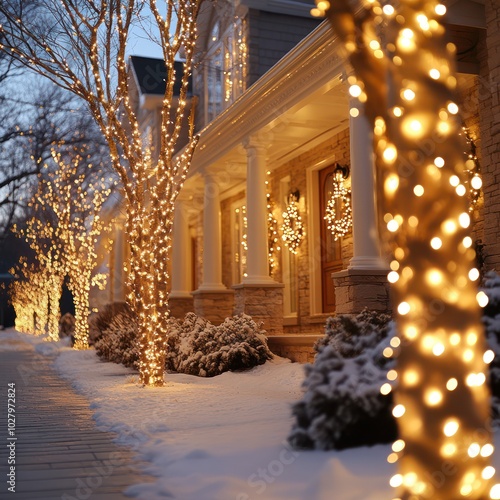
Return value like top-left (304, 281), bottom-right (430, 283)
top-left (14, 212), bottom-right (66, 340)
top-left (0, 0), bottom-right (201, 385)
top-left (36, 152), bottom-right (112, 349)
top-left (8, 260), bottom-right (51, 335)
top-left (314, 0), bottom-right (497, 497)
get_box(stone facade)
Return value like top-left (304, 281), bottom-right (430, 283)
top-left (332, 269), bottom-right (392, 315)
top-left (233, 283), bottom-right (284, 335)
top-left (192, 290), bottom-right (234, 325)
top-left (169, 297), bottom-right (194, 319)
top-left (478, 2), bottom-right (500, 272)
top-left (266, 335), bottom-right (323, 363)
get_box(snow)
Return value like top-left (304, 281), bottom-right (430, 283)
top-left (2, 328), bottom-right (499, 499)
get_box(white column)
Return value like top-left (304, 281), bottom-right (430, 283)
top-left (243, 138), bottom-right (275, 284)
top-left (348, 103), bottom-right (386, 270)
top-left (170, 200), bottom-right (193, 297)
top-left (198, 172), bottom-right (226, 290)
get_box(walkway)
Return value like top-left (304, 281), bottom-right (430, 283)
top-left (0, 337), bottom-right (152, 499)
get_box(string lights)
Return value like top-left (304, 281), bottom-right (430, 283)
top-left (12, 150), bottom-right (111, 348)
top-left (462, 126), bottom-right (483, 214)
top-left (266, 171), bottom-right (281, 274)
top-left (48, 151), bottom-right (111, 349)
top-left (281, 191), bottom-right (304, 254)
top-left (324, 168), bottom-right (352, 241)
top-left (0, 0), bottom-right (202, 385)
top-left (319, 0), bottom-right (497, 497)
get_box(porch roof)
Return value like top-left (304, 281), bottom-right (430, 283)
top-left (182, 20), bottom-right (349, 204)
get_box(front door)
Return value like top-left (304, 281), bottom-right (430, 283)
top-left (319, 165), bottom-right (344, 313)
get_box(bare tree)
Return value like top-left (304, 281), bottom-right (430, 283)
top-left (317, 0), bottom-right (494, 497)
top-left (0, 82), bottom-right (110, 243)
top-left (0, 0), bottom-right (200, 386)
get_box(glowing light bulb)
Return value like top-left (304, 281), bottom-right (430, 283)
top-left (446, 378), bottom-right (458, 391)
top-left (398, 302), bottom-right (411, 315)
top-left (443, 419), bottom-right (459, 437)
top-left (476, 291), bottom-right (489, 307)
top-left (413, 185), bottom-right (424, 196)
top-left (430, 237), bottom-right (442, 249)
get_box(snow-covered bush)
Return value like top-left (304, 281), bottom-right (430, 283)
top-left (94, 313), bottom-right (140, 368)
top-left (88, 301), bottom-right (132, 345)
top-left (482, 271), bottom-right (500, 420)
top-left (288, 309), bottom-right (397, 450)
top-left (59, 312), bottom-right (75, 339)
top-left (165, 312), bottom-right (273, 377)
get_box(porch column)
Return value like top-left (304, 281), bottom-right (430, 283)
top-left (169, 200), bottom-right (194, 318)
top-left (233, 137), bottom-right (284, 335)
top-left (348, 103), bottom-right (385, 270)
top-left (243, 138), bottom-right (275, 284)
top-left (192, 171), bottom-right (234, 324)
top-left (332, 104), bottom-right (391, 314)
top-left (199, 172), bottom-right (225, 290)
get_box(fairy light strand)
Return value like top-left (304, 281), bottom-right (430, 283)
top-left (324, 176), bottom-right (352, 240)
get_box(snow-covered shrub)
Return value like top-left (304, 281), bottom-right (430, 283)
top-left (482, 271), bottom-right (500, 420)
top-left (165, 312), bottom-right (273, 377)
top-left (88, 301), bottom-right (132, 345)
top-left (288, 309), bottom-right (397, 450)
top-left (59, 312), bottom-right (75, 338)
top-left (94, 313), bottom-right (140, 368)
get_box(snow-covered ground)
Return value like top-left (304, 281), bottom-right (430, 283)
top-left (5, 328), bottom-right (497, 499)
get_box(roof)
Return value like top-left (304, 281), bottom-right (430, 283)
top-left (128, 56), bottom-right (192, 96)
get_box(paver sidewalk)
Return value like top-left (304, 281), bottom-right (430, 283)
top-left (0, 338), bottom-right (153, 499)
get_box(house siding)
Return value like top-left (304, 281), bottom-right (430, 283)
top-left (247, 9), bottom-right (320, 86)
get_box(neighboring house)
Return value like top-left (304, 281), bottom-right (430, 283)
top-left (102, 0), bottom-right (499, 361)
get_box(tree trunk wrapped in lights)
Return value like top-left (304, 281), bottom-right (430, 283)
top-left (0, 0), bottom-right (201, 385)
top-left (317, 0), bottom-right (497, 497)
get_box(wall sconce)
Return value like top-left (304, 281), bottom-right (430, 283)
top-left (287, 188), bottom-right (300, 205)
top-left (334, 162), bottom-right (350, 182)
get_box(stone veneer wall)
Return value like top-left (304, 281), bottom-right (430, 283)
top-left (478, 3), bottom-right (500, 272)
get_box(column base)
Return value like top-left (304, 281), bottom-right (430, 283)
top-left (191, 289), bottom-right (235, 325)
top-left (332, 269), bottom-right (392, 315)
top-left (169, 295), bottom-right (194, 319)
top-left (348, 256), bottom-right (387, 271)
top-left (232, 283), bottom-right (285, 335)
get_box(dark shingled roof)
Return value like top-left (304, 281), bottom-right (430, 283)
top-left (129, 56), bottom-right (192, 96)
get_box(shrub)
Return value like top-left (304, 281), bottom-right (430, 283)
top-left (165, 312), bottom-right (273, 377)
top-left (288, 309), bottom-right (397, 450)
top-left (88, 302), bottom-right (132, 345)
top-left (59, 312), bottom-right (75, 339)
top-left (94, 313), bottom-right (140, 368)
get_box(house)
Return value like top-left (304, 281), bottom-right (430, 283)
top-left (102, 0), bottom-right (499, 362)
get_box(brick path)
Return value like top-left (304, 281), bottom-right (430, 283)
top-left (0, 337), bottom-right (153, 499)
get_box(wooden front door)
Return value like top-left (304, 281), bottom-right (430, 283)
top-left (319, 165), bottom-right (344, 313)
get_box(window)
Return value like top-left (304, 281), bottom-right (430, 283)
top-left (195, 16), bottom-right (248, 127)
